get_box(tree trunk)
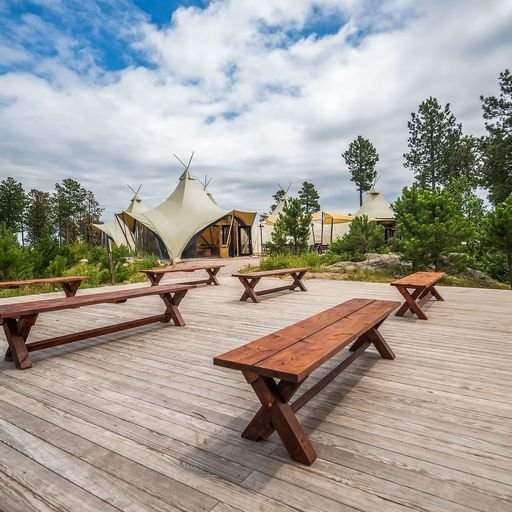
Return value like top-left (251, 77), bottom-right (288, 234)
top-left (359, 188), bottom-right (363, 206)
top-left (508, 253), bottom-right (512, 290)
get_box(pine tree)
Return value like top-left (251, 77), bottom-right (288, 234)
top-left (80, 190), bottom-right (103, 243)
top-left (52, 178), bottom-right (87, 244)
top-left (0, 177), bottom-right (27, 242)
top-left (333, 215), bottom-right (385, 258)
top-left (482, 195), bottom-right (512, 288)
top-left (0, 223), bottom-right (33, 279)
top-left (25, 189), bottom-right (54, 243)
top-left (268, 198), bottom-right (312, 255)
top-left (393, 185), bottom-right (471, 271)
top-left (298, 181), bottom-right (320, 214)
top-left (403, 98), bottom-right (464, 191)
top-left (342, 136), bottom-right (378, 206)
top-left (271, 189), bottom-right (286, 212)
top-left (480, 69), bottom-right (512, 204)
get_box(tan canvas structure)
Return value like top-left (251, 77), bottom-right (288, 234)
top-left (91, 193), bottom-right (148, 251)
top-left (355, 186), bottom-right (394, 221)
top-left (119, 169), bottom-right (256, 261)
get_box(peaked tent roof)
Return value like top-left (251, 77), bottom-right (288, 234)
top-left (120, 169), bottom-right (256, 261)
top-left (263, 193), bottom-right (290, 226)
top-left (355, 187), bottom-right (394, 220)
top-left (91, 193), bottom-right (149, 249)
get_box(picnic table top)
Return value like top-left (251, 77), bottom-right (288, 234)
top-left (0, 276), bottom-right (89, 288)
top-left (0, 284), bottom-right (195, 319)
top-left (140, 264), bottom-right (225, 275)
top-left (232, 267), bottom-right (307, 278)
top-left (391, 271), bottom-right (445, 288)
top-left (214, 298), bottom-right (399, 383)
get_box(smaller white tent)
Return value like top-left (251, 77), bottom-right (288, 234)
top-left (91, 193), bottom-right (148, 251)
top-left (252, 193), bottom-right (290, 255)
top-left (355, 186), bottom-right (394, 221)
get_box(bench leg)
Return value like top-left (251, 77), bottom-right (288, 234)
top-left (148, 273), bottom-right (164, 286)
top-left (349, 326), bottom-right (395, 359)
top-left (238, 277), bottom-right (261, 303)
top-left (2, 315), bottom-right (38, 369)
top-left (290, 271), bottom-right (307, 292)
top-left (206, 268), bottom-right (221, 286)
top-left (395, 286), bottom-right (428, 320)
top-left (242, 372), bottom-right (316, 465)
top-left (160, 291), bottom-right (187, 326)
top-left (62, 281), bottom-right (81, 297)
top-left (429, 285), bottom-right (444, 301)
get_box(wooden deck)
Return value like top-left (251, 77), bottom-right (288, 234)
top-left (0, 277), bottom-right (511, 512)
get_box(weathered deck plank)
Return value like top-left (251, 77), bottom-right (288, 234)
top-left (0, 277), bottom-right (511, 511)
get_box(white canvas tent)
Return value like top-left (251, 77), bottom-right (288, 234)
top-left (119, 169), bottom-right (256, 262)
top-left (252, 193), bottom-right (290, 255)
top-left (355, 186), bottom-right (394, 221)
top-left (91, 192), bottom-right (149, 251)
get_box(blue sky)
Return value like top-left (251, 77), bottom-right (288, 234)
top-left (1, 0), bottom-right (511, 218)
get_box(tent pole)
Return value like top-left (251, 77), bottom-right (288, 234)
top-left (321, 213), bottom-right (324, 245)
top-left (330, 217), bottom-right (334, 244)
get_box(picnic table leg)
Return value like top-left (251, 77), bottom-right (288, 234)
top-left (428, 285), bottom-right (444, 301)
top-left (62, 281), bottom-right (81, 297)
top-left (160, 291), bottom-right (187, 326)
top-left (206, 268), bottom-right (221, 286)
top-left (395, 286), bottom-right (428, 320)
top-left (242, 372), bottom-right (316, 465)
top-left (2, 315), bottom-right (37, 369)
top-left (238, 277), bottom-right (261, 303)
top-left (148, 273), bottom-right (164, 286)
top-left (290, 271), bottom-right (307, 292)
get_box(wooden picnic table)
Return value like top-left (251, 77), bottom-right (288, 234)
top-left (0, 276), bottom-right (89, 297)
top-left (140, 264), bottom-right (225, 286)
top-left (391, 271), bottom-right (445, 320)
top-left (0, 284), bottom-right (195, 370)
top-left (214, 297), bottom-right (399, 465)
top-left (232, 267), bottom-right (307, 303)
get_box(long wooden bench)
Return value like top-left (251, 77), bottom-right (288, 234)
top-left (232, 267), bottom-right (307, 303)
top-left (141, 264), bottom-right (225, 286)
top-left (214, 298), bottom-right (399, 464)
top-left (391, 271), bottom-right (445, 320)
top-left (0, 284), bottom-right (194, 370)
top-left (0, 276), bottom-right (89, 297)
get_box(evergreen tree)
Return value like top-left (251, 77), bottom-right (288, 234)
top-left (298, 181), bottom-right (320, 214)
top-left (25, 189), bottom-right (54, 243)
top-left (268, 198), bottom-right (312, 255)
top-left (482, 195), bottom-right (512, 288)
top-left (0, 223), bottom-right (33, 280)
top-left (330, 215), bottom-right (385, 258)
top-left (480, 69), bottom-right (512, 204)
top-left (52, 178), bottom-right (87, 244)
top-left (271, 188), bottom-right (287, 212)
top-left (342, 136), bottom-right (378, 206)
top-left (403, 97), bottom-right (464, 191)
top-left (0, 177), bottom-right (27, 241)
top-left (80, 190), bottom-right (103, 243)
top-left (393, 185), bottom-right (470, 271)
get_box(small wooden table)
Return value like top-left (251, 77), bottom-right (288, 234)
top-left (141, 264), bottom-right (225, 286)
top-left (232, 268), bottom-right (307, 303)
top-left (391, 271), bottom-right (445, 320)
top-left (0, 284), bottom-right (194, 370)
top-left (214, 298), bottom-right (399, 464)
top-left (0, 276), bottom-right (89, 297)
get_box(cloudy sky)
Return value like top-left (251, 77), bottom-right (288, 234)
top-left (1, 0), bottom-right (511, 219)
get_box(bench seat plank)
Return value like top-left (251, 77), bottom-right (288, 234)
top-left (254, 300), bottom-right (399, 382)
top-left (0, 276), bottom-right (88, 297)
top-left (141, 264), bottom-right (224, 286)
top-left (232, 267), bottom-right (307, 279)
top-left (391, 271), bottom-right (444, 288)
top-left (142, 264), bottom-right (225, 275)
top-left (214, 298), bottom-right (373, 370)
top-left (0, 285), bottom-right (194, 319)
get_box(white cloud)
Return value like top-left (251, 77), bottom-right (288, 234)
top-left (0, 0), bottom-right (511, 218)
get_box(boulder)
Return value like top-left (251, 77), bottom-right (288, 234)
top-left (329, 253), bottom-right (412, 272)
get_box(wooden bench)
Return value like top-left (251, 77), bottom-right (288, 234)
top-left (214, 298), bottom-right (399, 464)
top-left (391, 271), bottom-right (445, 320)
top-left (0, 284), bottom-right (195, 370)
top-left (0, 276), bottom-right (89, 297)
top-left (232, 268), bottom-right (307, 303)
top-left (141, 264), bottom-right (225, 286)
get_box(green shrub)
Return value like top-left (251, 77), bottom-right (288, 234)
top-left (0, 224), bottom-right (33, 280)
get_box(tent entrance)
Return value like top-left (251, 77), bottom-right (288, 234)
top-left (182, 215), bottom-right (253, 259)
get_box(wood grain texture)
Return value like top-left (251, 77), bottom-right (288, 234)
top-left (0, 276), bottom-right (511, 511)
